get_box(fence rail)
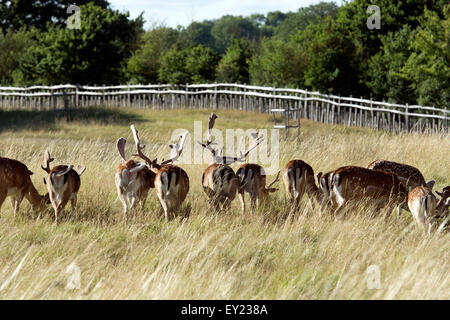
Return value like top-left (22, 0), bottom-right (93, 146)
top-left (0, 83), bottom-right (448, 134)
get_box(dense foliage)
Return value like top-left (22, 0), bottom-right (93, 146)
top-left (0, 0), bottom-right (448, 108)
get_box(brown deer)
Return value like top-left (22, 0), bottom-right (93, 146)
top-left (236, 164), bottom-right (280, 214)
top-left (435, 186), bottom-right (450, 233)
top-left (0, 157), bottom-right (48, 218)
top-left (316, 171), bottom-right (334, 209)
top-left (198, 113), bottom-right (262, 212)
top-left (41, 150), bottom-right (86, 224)
top-left (131, 125), bottom-right (189, 221)
top-left (367, 160), bottom-right (433, 217)
top-left (115, 137), bottom-right (155, 222)
top-left (329, 166), bottom-right (408, 217)
top-left (409, 184), bottom-right (450, 234)
top-left (282, 160), bottom-right (320, 212)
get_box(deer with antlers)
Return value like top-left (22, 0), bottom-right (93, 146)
top-left (198, 113), bottom-right (263, 212)
top-left (0, 157), bottom-right (49, 218)
top-left (236, 164), bottom-right (280, 214)
top-left (282, 160), bottom-right (320, 213)
top-left (41, 150), bottom-right (86, 224)
top-left (408, 184), bottom-right (450, 234)
top-left (131, 125), bottom-right (189, 221)
top-left (115, 137), bottom-right (155, 222)
top-left (328, 166), bottom-right (408, 217)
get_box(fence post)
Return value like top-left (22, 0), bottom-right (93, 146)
top-left (127, 84), bottom-right (131, 107)
top-left (214, 82), bottom-right (218, 109)
top-left (405, 103), bottom-right (409, 132)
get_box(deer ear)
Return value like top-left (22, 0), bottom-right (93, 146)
top-left (426, 180), bottom-right (435, 190)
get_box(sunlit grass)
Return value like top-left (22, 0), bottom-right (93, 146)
top-left (0, 107), bottom-right (448, 299)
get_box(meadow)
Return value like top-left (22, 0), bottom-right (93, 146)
top-left (0, 107), bottom-right (448, 299)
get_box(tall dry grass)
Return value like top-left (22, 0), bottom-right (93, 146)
top-left (0, 107), bottom-right (448, 299)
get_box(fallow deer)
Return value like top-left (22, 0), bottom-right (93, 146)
top-left (198, 113), bottom-right (262, 211)
top-left (41, 150), bottom-right (86, 224)
top-left (407, 181), bottom-right (440, 234)
top-left (236, 164), bottom-right (280, 214)
top-left (367, 160), bottom-right (431, 217)
top-left (435, 186), bottom-right (450, 233)
top-left (0, 157), bottom-right (48, 218)
top-left (367, 160), bottom-right (427, 191)
top-left (316, 171), bottom-right (334, 209)
top-left (115, 137), bottom-right (155, 222)
top-left (131, 125), bottom-right (189, 221)
top-left (329, 166), bottom-right (408, 217)
top-left (282, 160), bottom-right (320, 212)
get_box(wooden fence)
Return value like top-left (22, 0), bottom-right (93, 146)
top-left (0, 83), bottom-right (448, 134)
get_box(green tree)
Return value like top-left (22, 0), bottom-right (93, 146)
top-left (211, 15), bottom-right (260, 53)
top-left (185, 45), bottom-right (220, 83)
top-left (16, 3), bottom-right (144, 85)
top-left (366, 26), bottom-right (417, 104)
top-left (0, 28), bottom-right (37, 85)
top-left (0, 0), bottom-right (109, 31)
top-left (249, 38), bottom-right (308, 88)
top-left (400, 6), bottom-right (449, 108)
top-left (300, 17), bottom-right (361, 95)
top-left (159, 45), bottom-right (220, 84)
top-left (216, 39), bottom-right (253, 84)
top-left (126, 26), bottom-right (179, 84)
top-left (274, 2), bottom-right (338, 41)
top-left (181, 20), bottom-right (215, 48)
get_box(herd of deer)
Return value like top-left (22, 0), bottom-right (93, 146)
top-left (0, 113), bottom-right (448, 234)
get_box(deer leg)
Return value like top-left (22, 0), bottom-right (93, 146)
top-left (158, 194), bottom-right (169, 221)
top-left (0, 190), bottom-right (7, 219)
top-left (54, 197), bottom-right (69, 225)
top-left (12, 193), bottom-right (24, 218)
top-left (250, 193), bottom-right (256, 215)
top-left (238, 191), bottom-right (245, 215)
top-left (70, 194), bottom-right (77, 214)
top-left (118, 192), bottom-right (129, 222)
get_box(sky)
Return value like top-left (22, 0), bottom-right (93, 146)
top-left (109, 0), bottom-right (343, 29)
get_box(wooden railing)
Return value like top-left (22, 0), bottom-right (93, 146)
top-left (0, 83), bottom-right (447, 133)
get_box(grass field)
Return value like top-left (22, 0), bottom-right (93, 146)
top-left (0, 107), bottom-right (449, 299)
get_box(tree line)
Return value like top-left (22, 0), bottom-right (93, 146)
top-left (0, 0), bottom-right (448, 108)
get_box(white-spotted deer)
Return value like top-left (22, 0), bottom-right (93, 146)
top-left (131, 125), bottom-right (189, 221)
top-left (282, 160), bottom-right (320, 212)
top-left (329, 166), bottom-right (407, 217)
top-left (409, 184), bottom-right (450, 234)
top-left (41, 150), bottom-right (86, 224)
top-left (115, 137), bottom-right (155, 222)
top-left (0, 157), bottom-right (48, 218)
top-left (198, 113), bottom-right (262, 212)
top-left (435, 186), bottom-right (450, 233)
top-left (367, 160), bottom-right (432, 217)
top-left (236, 164), bottom-right (280, 214)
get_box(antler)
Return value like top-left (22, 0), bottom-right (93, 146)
top-left (117, 138), bottom-right (127, 161)
top-left (161, 131), bottom-right (189, 165)
top-left (266, 171), bottom-right (281, 189)
top-left (41, 149), bottom-right (54, 173)
top-left (130, 125), bottom-right (153, 165)
top-left (240, 133), bottom-right (264, 159)
top-left (206, 113), bottom-right (218, 145)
